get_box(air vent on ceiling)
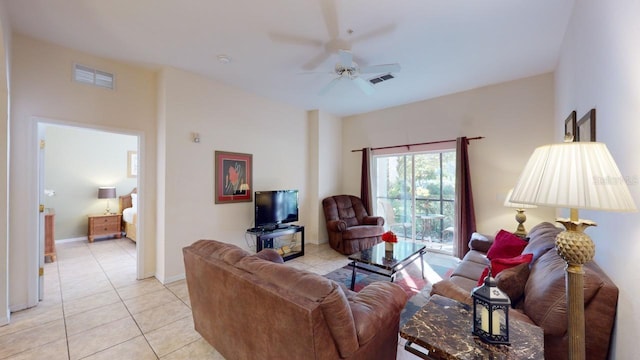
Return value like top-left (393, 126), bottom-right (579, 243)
top-left (74, 64), bottom-right (114, 89)
top-left (369, 73), bottom-right (395, 85)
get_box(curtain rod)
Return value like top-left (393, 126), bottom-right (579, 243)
top-left (350, 136), bottom-right (484, 152)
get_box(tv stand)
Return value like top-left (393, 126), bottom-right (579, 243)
top-left (247, 225), bottom-right (304, 261)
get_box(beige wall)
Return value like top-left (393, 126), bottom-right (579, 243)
top-left (155, 66), bottom-right (309, 283)
top-left (307, 110), bottom-right (342, 244)
top-left (555, 2), bottom-right (640, 357)
top-left (342, 74), bottom-right (557, 235)
top-left (9, 34), bottom-right (157, 310)
top-left (44, 125), bottom-right (137, 239)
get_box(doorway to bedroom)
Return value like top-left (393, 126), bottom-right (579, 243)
top-left (38, 122), bottom-right (141, 302)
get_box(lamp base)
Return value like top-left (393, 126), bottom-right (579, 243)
top-left (512, 209), bottom-right (528, 238)
top-left (555, 212), bottom-right (597, 360)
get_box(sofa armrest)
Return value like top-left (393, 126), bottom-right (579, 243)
top-left (468, 233), bottom-right (494, 253)
top-left (430, 279), bottom-right (473, 306)
top-left (362, 216), bottom-right (384, 226)
top-left (348, 282), bottom-right (408, 344)
top-left (253, 249), bottom-right (284, 264)
top-left (326, 219), bottom-right (347, 232)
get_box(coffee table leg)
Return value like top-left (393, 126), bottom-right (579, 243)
top-left (420, 250), bottom-right (425, 279)
top-left (350, 261), bottom-right (357, 291)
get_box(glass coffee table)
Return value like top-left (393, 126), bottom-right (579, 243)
top-left (347, 241), bottom-right (426, 290)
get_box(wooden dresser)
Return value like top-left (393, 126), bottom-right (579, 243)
top-left (88, 214), bottom-right (122, 242)
top-left (45, 212), bottom-right (56, 262)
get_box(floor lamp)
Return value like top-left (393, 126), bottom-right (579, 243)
top-left (509, 142), bottom-right (636, 360)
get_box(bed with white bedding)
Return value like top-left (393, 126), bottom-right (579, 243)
top-left (119, 188), bottom-right (137, 242)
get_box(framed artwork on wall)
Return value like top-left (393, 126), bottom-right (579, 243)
top-left (215, 151), bottom-right (252, 204)
top-left (577, 109), bottom-right (596, 142)
top-left (127, 151), bottom-right (138, 178)
top-left (564, 111), bottom-right (577, 142)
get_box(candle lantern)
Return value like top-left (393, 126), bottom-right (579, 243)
top-left (472, 271), bottom-right (510, 345)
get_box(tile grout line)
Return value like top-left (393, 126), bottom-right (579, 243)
top-left (85, 240), bottom-right (163, 360)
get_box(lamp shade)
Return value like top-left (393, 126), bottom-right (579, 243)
top-left (504, 188), bottom-right (537, 209)
top-left (510, 142), bottom-right (636, 212)
top-left (97, 187), bottom-right (116, 199)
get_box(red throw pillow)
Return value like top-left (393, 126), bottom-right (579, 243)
top-left (476, 253), bottom-right (534, 286)
top-left (486, 230), bottom-right (528, 260)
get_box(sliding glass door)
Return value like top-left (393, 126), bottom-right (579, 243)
top-left (374, 150), bottom-right (456, 254)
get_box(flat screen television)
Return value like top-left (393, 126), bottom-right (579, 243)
top-left (254, 190), bottom-right (299, 230)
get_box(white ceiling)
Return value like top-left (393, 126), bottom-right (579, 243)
top-left (2, 0), bottom-right (575, 117)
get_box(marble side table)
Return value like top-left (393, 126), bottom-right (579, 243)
top-left (400, 295), bottom-right (544, 360)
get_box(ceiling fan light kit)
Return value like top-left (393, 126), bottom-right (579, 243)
top-left (318, 49), bottom-right (401, 96)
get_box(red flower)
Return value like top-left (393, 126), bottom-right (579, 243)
top-left (382, 231), bottom-right (398, 243)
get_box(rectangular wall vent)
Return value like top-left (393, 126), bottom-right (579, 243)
top-left (369, 73), bottom-right (395, 85)
top-left (74, 64), bottom-right (114, 89)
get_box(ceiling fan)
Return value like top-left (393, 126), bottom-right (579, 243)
top-left (319, 49), bottom-right (401, 96)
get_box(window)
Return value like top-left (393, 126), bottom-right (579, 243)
top-left (374, 149), bottom-right (456, 254)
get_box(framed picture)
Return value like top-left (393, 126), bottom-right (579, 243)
top-left (127, 151), bottom-right (138, 178)
top-left (215, 151), bottom-right (252, 204)
top-left (564, 111), bottom-right (577, 142)
top-left (577, 109), bottom-right (596, 142)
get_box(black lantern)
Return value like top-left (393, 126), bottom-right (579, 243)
top-left (472, 271), bottom-right (510, 345)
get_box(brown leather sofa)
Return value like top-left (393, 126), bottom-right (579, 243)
top-left (183, 239), bottom-right (408, 360)
top-left (431, 222), bottom-right (618, 360)
top-left (322, 195), bottom-right (385, 255)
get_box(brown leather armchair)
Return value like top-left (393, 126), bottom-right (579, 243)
top-left (322, 195), bottom-right (385, 255)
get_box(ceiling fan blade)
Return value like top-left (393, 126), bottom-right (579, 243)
top-left (350, 24), bottom-right (397, 44)
top-left (353, 77), bottom-right (375, 96)
top-left (320, 0), bottom-right (340, 39)
top-left (360, 63), bottom-right (401, 74)
top-left (319, 77), bottom-right (343, 96)
top-left (268, 32), bottom-right (323, 47)
top-left (338, 50), bottom-right (353, 67)
top-left (302, 52), bottom-right (331, 71)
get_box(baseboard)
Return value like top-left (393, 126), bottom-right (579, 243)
top-left (162, 273), bottom-right (186, 285)
top-left (0, 308), bottom-right (8, 326)
top-left (55, 237), bottom-right (87, 244)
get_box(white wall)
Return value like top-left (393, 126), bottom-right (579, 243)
top-left (0, 0), bottom-right (10, 326)
top-left (342, 74), bottom-right (557, 235)
top-left (155, 66), bottom-right (309, 283)
top-left (555, 1), bottom-right (640, 357)
top-left (312, 111), bottom-right (343, 243)
top-left (9, 34), bottom-right (157, 310)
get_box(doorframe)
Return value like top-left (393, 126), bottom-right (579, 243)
top-left (30, 116), bottom-right (145, 305)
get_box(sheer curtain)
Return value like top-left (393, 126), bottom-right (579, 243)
top-left (454, 137), bottom-right (476, 259)
top-left (360, 147), bottom-right (373, 214)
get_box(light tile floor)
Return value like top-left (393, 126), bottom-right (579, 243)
top-left (0, 238), bottom-right (456, 359)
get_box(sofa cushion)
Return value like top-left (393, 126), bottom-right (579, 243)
top-left (320, 284), bottom-right (360, 357)
top-left (452, 250), bottom-right (488, 282)
top-left (188, 239), bottom-right (250, 265)
top-left (495, 262), bottom-right (531, 303)
top-left (253, 249), bottom-right (284, 264)
top-left (521, 222), bottom-right (562, 263)
top-left (468, 232), bottom-right (495, 253)
top-left (486, 230), bottom-right (528, 260)
top-left (235, 255), bottom-right (359, 356)
top-left (476, 253), bottom-right (533, 286)
top-left (341, 225), bottom-right (384, 240)
top-left (524, 250), bottom-right (602, 335)
top-left (431, 279), bottom-right (473, 305)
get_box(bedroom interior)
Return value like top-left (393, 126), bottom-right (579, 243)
top-left (41, 123), bottom-right (139, 297)
top-left (1, 0), bottom-right (640, 359)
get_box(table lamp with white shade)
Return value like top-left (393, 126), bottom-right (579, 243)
top-left (509, 141), bottom-right (636, 360)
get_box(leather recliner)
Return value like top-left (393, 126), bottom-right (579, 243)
top-left (322, 195), bottom-right (385, 255)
